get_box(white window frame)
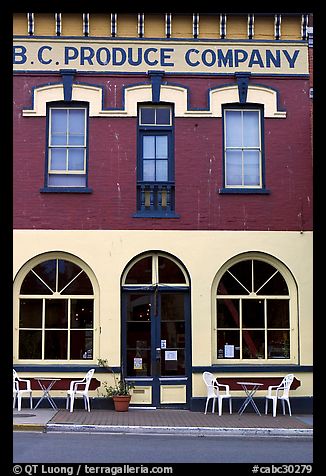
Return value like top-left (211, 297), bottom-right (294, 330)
top-left (47, 106), bottom-right (87, 187)
top-left (224, 107), bottom-right (263, 189)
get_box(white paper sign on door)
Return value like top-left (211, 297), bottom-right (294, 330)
top-left (165, 350), bottom-right (177, 360)
top-left (134, 357), bottom-right (143, 369)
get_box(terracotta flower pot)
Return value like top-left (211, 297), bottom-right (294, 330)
top-left (112, 395), bottom-right (131, 412)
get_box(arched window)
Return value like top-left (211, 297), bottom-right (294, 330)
top-left (18, 258), bottom-right (95, 361)
top-left (215, 256), bottom-right (296, 362)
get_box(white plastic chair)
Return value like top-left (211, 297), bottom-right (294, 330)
top-left (202, 371), bottom-right (232, 416)
top-left (13, 369), bottom-right (33, 411)
top-left (265, 374), bottom-right (294, 417)
top-left (66, 369), bottom-right (95, 412)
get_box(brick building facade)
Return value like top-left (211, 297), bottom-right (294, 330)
top-left (13, 13), bottom-right (313, 411)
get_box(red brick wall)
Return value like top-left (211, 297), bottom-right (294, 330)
top-left (13, 74), bottom-right (313, 231)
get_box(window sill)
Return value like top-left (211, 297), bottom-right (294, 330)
top-left (133, 211), bottom-right (180, 218)
top-left (219, 188), bottom-right (270, 195)
top-left (40, 187), bottom-right (93, 193)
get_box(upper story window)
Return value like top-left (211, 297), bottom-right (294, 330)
top-left (42, 103), bottom-right (92, 192)
top-left (134, 105), bottom-right (178, 218)
top-left (222, 105), bottom-right (267, 193)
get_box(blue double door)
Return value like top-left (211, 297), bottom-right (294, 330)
top-left (122, 289), bottom-right (191, 407)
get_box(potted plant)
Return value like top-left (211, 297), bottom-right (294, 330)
top-left (98, 358), bottom-right (134, 412)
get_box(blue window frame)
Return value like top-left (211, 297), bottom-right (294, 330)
top-left (134, 105), bottom-right (178, 218)
top-left (220, 104), bottom-right (269, 194)
top-left (41, 102), bottom-right (92, 193)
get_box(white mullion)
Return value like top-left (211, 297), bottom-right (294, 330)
top-left (264, 298), bottom-right (267, 358)
top-left (239, 298), bottom-right (243, 358)
top-left (251, 260), bottom-right (254, 293)
top-left (66, 110), bottom-right (70, 172)
top-left (55, 259), bottom-right (58, 293)
top-left (42, 298), bottom-right (45, 359)
top-left (67, 298), bottom-right (71, 360)
top-left (241, 111), bottom-right (245, 186)
top-left (152, 255), bottom-right (158, 285)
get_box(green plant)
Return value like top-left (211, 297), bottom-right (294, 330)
top-left (97, 358), bottom-right (134, 397)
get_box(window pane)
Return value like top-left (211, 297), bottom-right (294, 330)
top-left (242, 299), bottom-right (265, 328)
top-left (127, 349), bottom-right (151, 376)
top-left (51, 109), bottom-right (67, 132)
top-left (33, 260), bottom-right (56, 291)
top-left (161, 348), bottom-right (185, 375)
top-left (143, 136), bottom-right (155, 158)
top-left (226, 150), bottom-right (242, 185)
top-left (61, 271), bottom-right (93, 295)
top-left (217, 330), bottom-right (240, 358)
top-left (140, 108), bottom-right (155, 124)
top-left (48, 174), bottom-right (86, 187)
top-left (69, 110), bottom-right (85, 134)
top-left (254, 261), bottom-right (277, 294)
top-left (19, 330), bottom-right (42, 359)
top-left (143, 160), bottom-right (155, 181)
top-left (267, 330), bottom-right (290, 358)
top-left (125, 258), bottom-right (152, 284)
top-left (156, 136), bottom-right (168, 158)
top-left (70, 330), bottom-right (93, 359)
top-left (44, 330), bottom-right (67, 359)
top-left (45, 299), bottom-right (68, 328)
top-left (225, 111), bottom-right (242, 146)
top-left (227, 260), bottom-right (252, 294)
top-left (267, 300), bottom-right (289, 328)
top-left (256, 271), bottom-right (289, 295)
top-left (217, 299), bottom-right (240, 328)
top-left (158, 257), bottom-right (186, 283)
top-left (68, 134), bottom-right (85, 146)
top-left (242, 330), bottom-right (265, 358)
top-left (20, 270), bottom-right (52, 295)
top-left (243, 111), bottom-right (259, 147)
top-left (161, 294), bottom-right (184, 321)
top-left (58, 260), bottom-right (82, 292)
top-left (156, 160), bottom-right (168, 181)
top-left (50, 149), bottom-right (66, 170)
top-left (68, 149), bottom-right (85, 170)
top-left (156, 108), bottom-right (170, 125)
top-left (70, 299), bottom-right (94, 328)
top-left (19, 299), bottom-right (42, 327)
top-left (51, 135), bottom-right (67, 146)
top-left (243, 151), bottom-right (260, 186)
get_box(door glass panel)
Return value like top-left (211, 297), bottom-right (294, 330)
top-left (126, 294), bottom-right (151, 376)
top-left (160, 294), bottom-right (185, 376)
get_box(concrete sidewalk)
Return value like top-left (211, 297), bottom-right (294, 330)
top-left (13, 408), bottom-right (313, 437)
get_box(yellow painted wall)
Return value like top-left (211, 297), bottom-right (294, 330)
top-left (13, 13), bottom-right (27, 35)
top-left (144, 14), bottom-right (165, 38)
top-left (282, 16), bottom-right (302, 40)
top-left (172, 14), bottom-right (193, 38)
top-left (117, 13), bottom-right (137, 37)
top-left (13, 230), bottom-right (313, 396)
top-left (254, 16), bottom-right (275, 40)
top-left (61, 14), bottom-right (83, 37)
top-left (226, 15), bottom-right (247, 39)
top-left (13, 13), bottom-right (305, 41)
top-left (34, 14), bottom-right (55, 36)
top-left (89, 14), bottom-right (111, 37)
top-left (199, 15), bottom-right (220, 39)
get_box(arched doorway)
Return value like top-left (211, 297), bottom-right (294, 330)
top-left (121, 252), bottom-right (191, 408)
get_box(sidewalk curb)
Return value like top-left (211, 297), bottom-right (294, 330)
top-left (13, 424), bottom-right (46, 432)
top-left (45, 423), bottom-right (313, 438)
